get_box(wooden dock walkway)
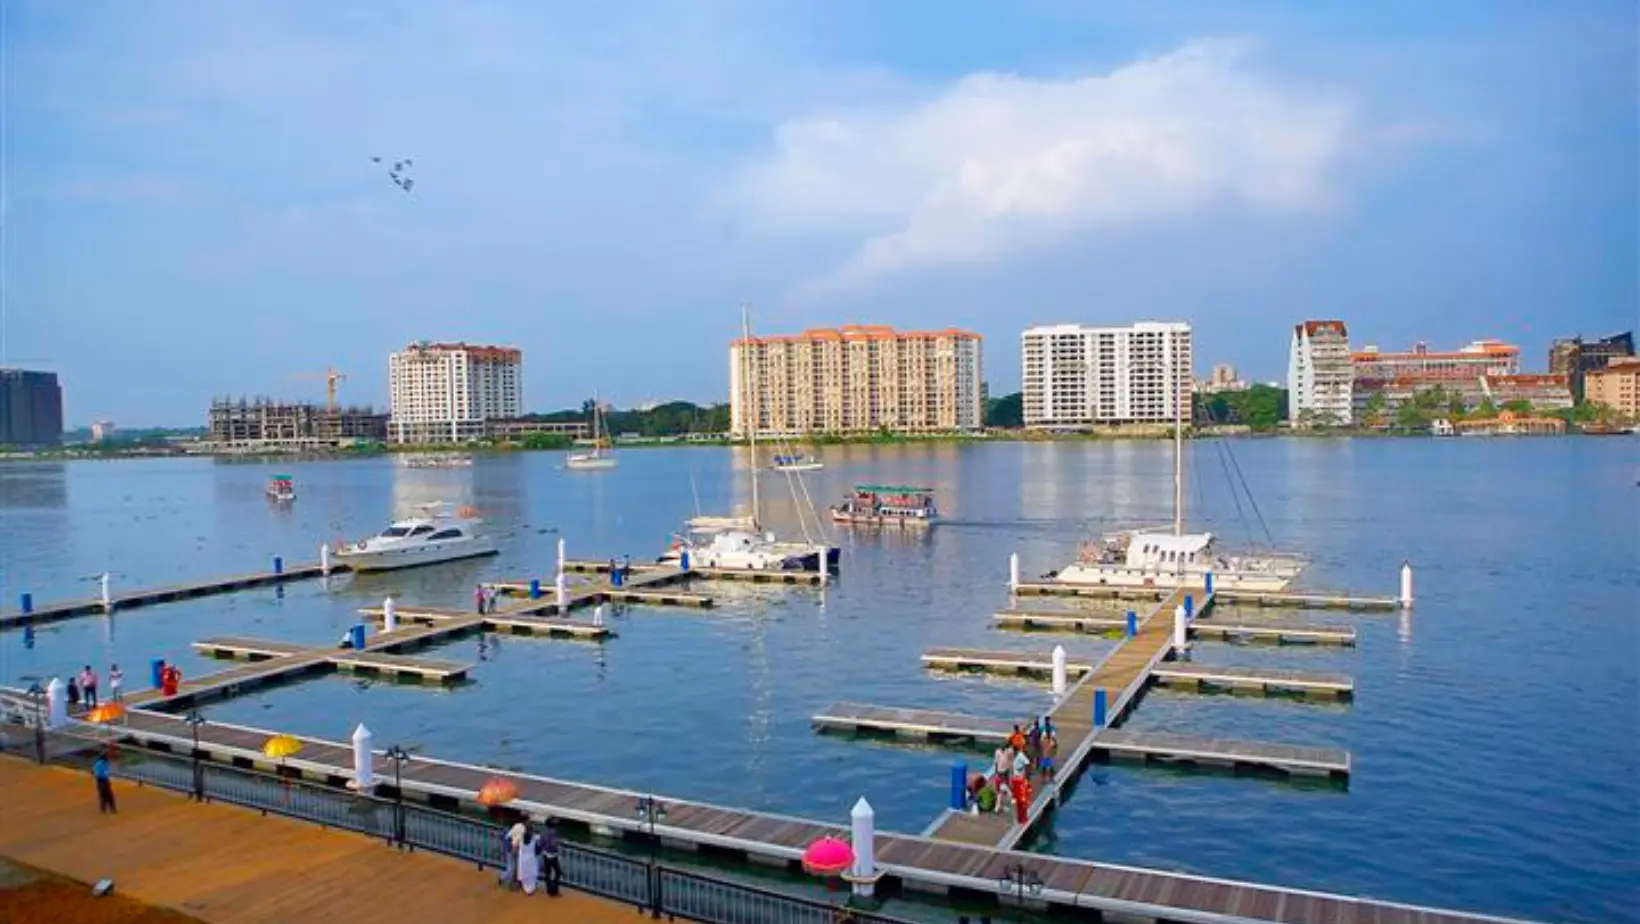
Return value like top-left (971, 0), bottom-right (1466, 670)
top-left (563, 559), bottom-right (826, 586)
top-left (0, 562), bottom-right (342, 629)
top-left (191, 636), bottom-right (311, 660)
top-left (920, 647), bottom-right (1094, 676)
top-left (492, 578), bottom-right (714, 609)
top-left (70, 708), bottom-right (1520, 924)
top-left (1012, 581), bottom-right (1397, 611)
top-left (357, 604), bottom-right (613, 639)
top-left (810, 704), bottom-right (1350, 778)
top-left (330, 651), bottom-right (472, 683)
top-left (1154, 662), bottom-right (1355, 699)
top-left (0, 757), bottom-right (636, 924)
top-left (995, 609), bottom-right (1357, 645)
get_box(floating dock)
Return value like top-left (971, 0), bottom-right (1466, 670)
top-left (191, 636), bottom-right (310, 660)
top-left (1, 562), bottom-right (343, 629)
top-left (994, 609), bottom-right (1357, 645)
top-left (813, 703), bottom-right (1015, 744)
top-left (1152, 663), bottom-right (1355, 699)
top-left (53, 708), bottom-right (1506, 924)
top-left (492, 579), bottom-right (714, 609)
top-left (330, 651), bottom-right (472, 684)
top-left (920, 647), bottom-right (1093, 676)
top-left (357, 603), bottom-right (613, 640)
top-left (1012, 581), bottom-right (1397, 611)
top-left (562, 559), bottom-right (826, 586)
top-left (992, 609), bottom-right (1129, 632)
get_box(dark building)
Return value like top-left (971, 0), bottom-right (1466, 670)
top-left (1549, 332), bottom-right (1635, 401)
top-left (0, 369), bottom-right (65, 448)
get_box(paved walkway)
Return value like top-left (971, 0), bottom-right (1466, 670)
top-left (0, 757), bottom-right (639, 924)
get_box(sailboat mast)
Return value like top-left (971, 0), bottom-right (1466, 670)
top-left (742, 302), bottom-right (761, 526)
top-left (1173, 352), bottom-right (1185, 537)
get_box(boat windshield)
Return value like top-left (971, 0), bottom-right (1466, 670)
top-left (380, 526), bottom-right (412, 538)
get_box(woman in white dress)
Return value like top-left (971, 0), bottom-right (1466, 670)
top-left (517, 826), bottom-right (541, 895)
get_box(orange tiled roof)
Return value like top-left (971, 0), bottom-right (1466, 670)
top-left (734, 325), bottom-right (982, 347)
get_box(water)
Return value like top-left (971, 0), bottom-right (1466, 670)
top-left (1, 441), bottom-right (1635, 923)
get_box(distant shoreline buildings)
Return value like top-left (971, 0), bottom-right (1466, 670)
top-left (388, 341), bottom-right (523, 444)
top-left (207, 397), bottom-right (389, 448)
top-left (1286, 321), bottom-right (1354, 427)
top-left (729, 325), bottom-right (983, 438)
top-left (0, 369), bottom-right (64, 448)
top-left (1021, 322), bottom-right (1193, 430)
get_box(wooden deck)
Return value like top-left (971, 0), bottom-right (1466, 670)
top-left (921, 647), bottom-right (1095, 676)
top-left (1011, 581), bottom-right (1397, 611)
top-left (1091, 729), bottom-right (1350, 780)
top-left (69, 708), bottom-right (1525, 924)
top-left (992, 608), bottom-right (1129, 632)
top-left (191, 637), bottom-right (311, 660)
top-left (0, 562), bottom-right (341, 628)
top-left (812, 703), bottom-right (1017, 744)
top-left (996, 609), bottom-right (1357, 645)
top-left (330, 651), bottom-right (472, 683)
top-left (1153, 663), bottom-right (1355, 699)
top-left (0, 756), bottom-right (636, 924)
top-left (564, 559), bottom-right (827, 585)
top-left (357, 605), bottom-right (615, 640)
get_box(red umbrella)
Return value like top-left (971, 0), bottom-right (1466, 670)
top-left (476, 777), bottom-right (518, 806)
top-left (801, 836), bottom-right (854, 877)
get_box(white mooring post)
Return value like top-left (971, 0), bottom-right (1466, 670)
top-left (555, 572), bottom-right (569, 608)
top-left (351, 723), bottom-right (375, 790)
top-left (592, 603), bottom-right (606, 628)
top-left (320, 542), bottom-right (332, 576)
top-left (1173, 604), bottom-right (1189, 654)
top-left (1051, 645), bottom-right (1068, 698)
top-left (1399, 560), bottom-right (1415, 609)
top-left (98, 572), bottom-right (113, 612)
top-left (46, 677), bottom-right (67, 729)
top-left (849, 797), bottom-right (878, 899)
top-left (557, 536), bottom-right (567, 580)
top-left (1009, 552), bottom-right (1020, 592)
top-left (382, 596), bottom-right (398, 633)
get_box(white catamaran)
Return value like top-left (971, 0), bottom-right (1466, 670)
top-left (566, 396), bottom-right (617, 471)
top-left (1047, 380), bottom-right (1307, 593)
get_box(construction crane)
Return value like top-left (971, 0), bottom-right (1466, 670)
top-left (292, 368), bottom-right (348, 411)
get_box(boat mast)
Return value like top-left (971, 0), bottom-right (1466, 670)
top-left (741, 302), bottom-right (761, 526)
top-left (1173, 348), bottom-right (1185, 537)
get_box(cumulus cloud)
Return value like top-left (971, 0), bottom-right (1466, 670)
top-left (728, 39), bottom-right (1354, 288)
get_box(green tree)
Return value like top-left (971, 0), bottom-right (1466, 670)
top-left (984, 392), bottom-right (1023, 428)
top-left (1471, 399), bottom-right (1498, 419)
top-left (1501, 399), bottom-right (1532, 415)
top-left (520, 433), bottom-right (572, 450)
top-left (1396, 401), bottom-right (1430, 430)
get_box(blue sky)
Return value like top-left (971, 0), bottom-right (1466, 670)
top-left (4, 0), bottom-right (1635, 425)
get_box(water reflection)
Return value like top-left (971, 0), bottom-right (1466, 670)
top-left (0, 462), bottom-right (69, 509)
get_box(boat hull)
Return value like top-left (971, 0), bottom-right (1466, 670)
top-left (772, 462), bottom-right (825, 472)
top-left (1049, 564), bottom-right (1294, 594)
top-left (566, 455), bottom-right (618, 471)
top-left (335, 540), bottom-right (499, 573)
top-left (829, 509), bottom-right (935, 528)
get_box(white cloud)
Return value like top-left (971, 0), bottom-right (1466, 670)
top-left (727, 39), bottom-right (1354, 289)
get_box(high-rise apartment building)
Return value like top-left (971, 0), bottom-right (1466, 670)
top-left (1584, 356), bottom-right (1640, 417)
top-left (729, 325), bottom-right (982, 437)
top-left (1287, 321), bottom-right (1354, 426)
top-left (1549, 331), bottom-right (1634, 401)
top-left (1020, 322), bottom-right (1193, 429)
top-left (388, 341), bottom-right (523, 444)
top-left (0, 369), bottom-right (64, 447)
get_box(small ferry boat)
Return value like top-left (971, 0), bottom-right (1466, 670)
top-left (770, 453), bottom-right (824, 473)
top-left (333, 503), bottom-right (497, 572)
top-left (265, 475), bottom-right (296, 503)
top-left (405, 454), bottom-right (474, 470)
top-left (830, 485), bottom-right (939, 528)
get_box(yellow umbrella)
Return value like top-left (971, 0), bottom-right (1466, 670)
top-left (263, 734), bottom-right (302, 759)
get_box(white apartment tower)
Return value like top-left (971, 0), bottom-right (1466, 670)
top-left (1287, 321), bottom-right (1353, 426)
top-left (388, 341), bottom-right (523, 444)
top-left (730, 325), bottom-right (983, 437)
top-left (1021, 322), bottom-right (1194, 428)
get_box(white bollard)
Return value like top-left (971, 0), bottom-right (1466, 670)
top-left (320, 542), bottom-right (332, 576)
top-left (850, 797), bottom-right (877, 898)
top-left (1399, 560), bottom-right (1414, 609)
top-left (383, 596), bottom-right (398, 633)
top-left (46, 677), bottom-right (67, 729)
top-left (1051, 645), bottom-right (1068, 698)
top-left (1174, 604), bottom-right (1189, 653)
top-left (555, 572), bottom-right (569, 608)
top-left (351, 723), bottom-right (375, 790)
top-left (99, 573), bottom-right (112, 612)
top-left (1009, 552), bottom-right (1020, 591)
top-left (592, 603), bottom-right (605, 628)
top-left (818, 549), bottom-right (829, 585)
top-left (556, 537), bottom-right (567, 579)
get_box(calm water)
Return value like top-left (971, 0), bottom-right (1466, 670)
top-left (1, 441), bottom-right (1635, 923)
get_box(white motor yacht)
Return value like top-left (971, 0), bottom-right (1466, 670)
top-left (334, 503), bottom-right (498, 572)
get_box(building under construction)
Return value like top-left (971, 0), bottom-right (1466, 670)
top-left (208, 397), bottom-right (388, 448)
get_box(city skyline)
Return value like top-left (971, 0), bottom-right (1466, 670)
top-left (8, 1), bottom-right (1636, 425)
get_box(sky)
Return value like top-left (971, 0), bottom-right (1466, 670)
top-left (3, 0), bottom-right (1636, 426)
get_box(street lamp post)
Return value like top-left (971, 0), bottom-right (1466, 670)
top-left (997, 862), bottom-right (1044, 923)
top-left (634, 795), bottom-right (669, 919)
top-left (385, 745), bottom-right (411, 849)
top-left (184, 711), bottom-right (207, 801)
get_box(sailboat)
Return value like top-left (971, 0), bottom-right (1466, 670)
top-left (566, 396), bottom-right (617, 471)
top-left (657, 304), bottom-right (838, 572)
top-left (1047, 376), bottom-right (1307, 593)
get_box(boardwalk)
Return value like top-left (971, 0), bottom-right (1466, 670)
top-left (0, 757), bottom-right (636, 924)
top-left (1153, 663), bottom-right (1355, 698)
top-left (1011, 581), bottom-right (1398, 611)
top-left (995, 609), bottom-right (1357, 645)
top-left (1, 563), bottom-right (339, 628)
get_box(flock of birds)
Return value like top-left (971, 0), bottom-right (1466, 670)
top-left (371, 156), bottom-right (415, 193)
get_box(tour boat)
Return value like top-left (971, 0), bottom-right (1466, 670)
top-left (771, 453), bottom-right (824, 473)
top-left (333, 503), bottom-right (497, 572)
top-left (830, 485), bottom-right (939, 528)
top-left (265, 475), bottom-right (296, 503)
top-left (405, 454), bottom-right (473, 470)
top-left (566, 396), bottom-right (618, 471)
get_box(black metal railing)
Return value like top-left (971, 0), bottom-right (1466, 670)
top-left (63, 739), bottom-right (914, 924)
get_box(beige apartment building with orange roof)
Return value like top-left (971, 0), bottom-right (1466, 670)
top-left (729, 325), bottom-right (984, 438)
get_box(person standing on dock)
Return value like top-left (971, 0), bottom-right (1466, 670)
top-left (474, 584), bottom-right (487, 614)
top-left (516, 826), bottom-right (541, 895)
top-left (93, 752), bottom-right (117, 814)
top-left (160, 664), bottom-right (181, 697)
top-left (539, 819), bottom-right (562, 897)
top-left (67, 675), bottom-right (81, 710)
top-left (108, 664), bottom-right (124, 703)
top-left (81, 666), bottom-right (99, 709)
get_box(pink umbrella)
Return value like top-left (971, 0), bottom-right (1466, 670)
top-left (801, 836), bottom-right (855, 877)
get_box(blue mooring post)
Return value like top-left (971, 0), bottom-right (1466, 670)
top-left (611, 568), bottom-right (624, 588)
top-left (349, 624), bottom-right (366, 650)
top-left (273, 556), bottom-right (284, 576)
top-left (150, 658), bottom-right (166, 689)
top-left (19, 593), bottom-right (32, 615)
top-left (529, 579), bottom-right (542, 599)
top-left (1184, 594), bottom-right (1195, 620)
top-left (1093, 688), bottom-right (1108, 728)
top-left (1205, 571), bottom-right (1215, 596)
top-left (949, 762), bottom-right (968, 810)
top-left (1126, 610), bottom-right (1137, 637)
top-left (680, 550), bottom-right (691, 571)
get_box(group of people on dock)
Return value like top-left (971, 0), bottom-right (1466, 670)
top-left (496, 818), bottom-right (562, 896)
top-left (64, 663), bottom-right (126, 709)
top-left (967, 718), bottom-right (1057, 823)
top-left (474, 583), bottom-right (501, 614)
